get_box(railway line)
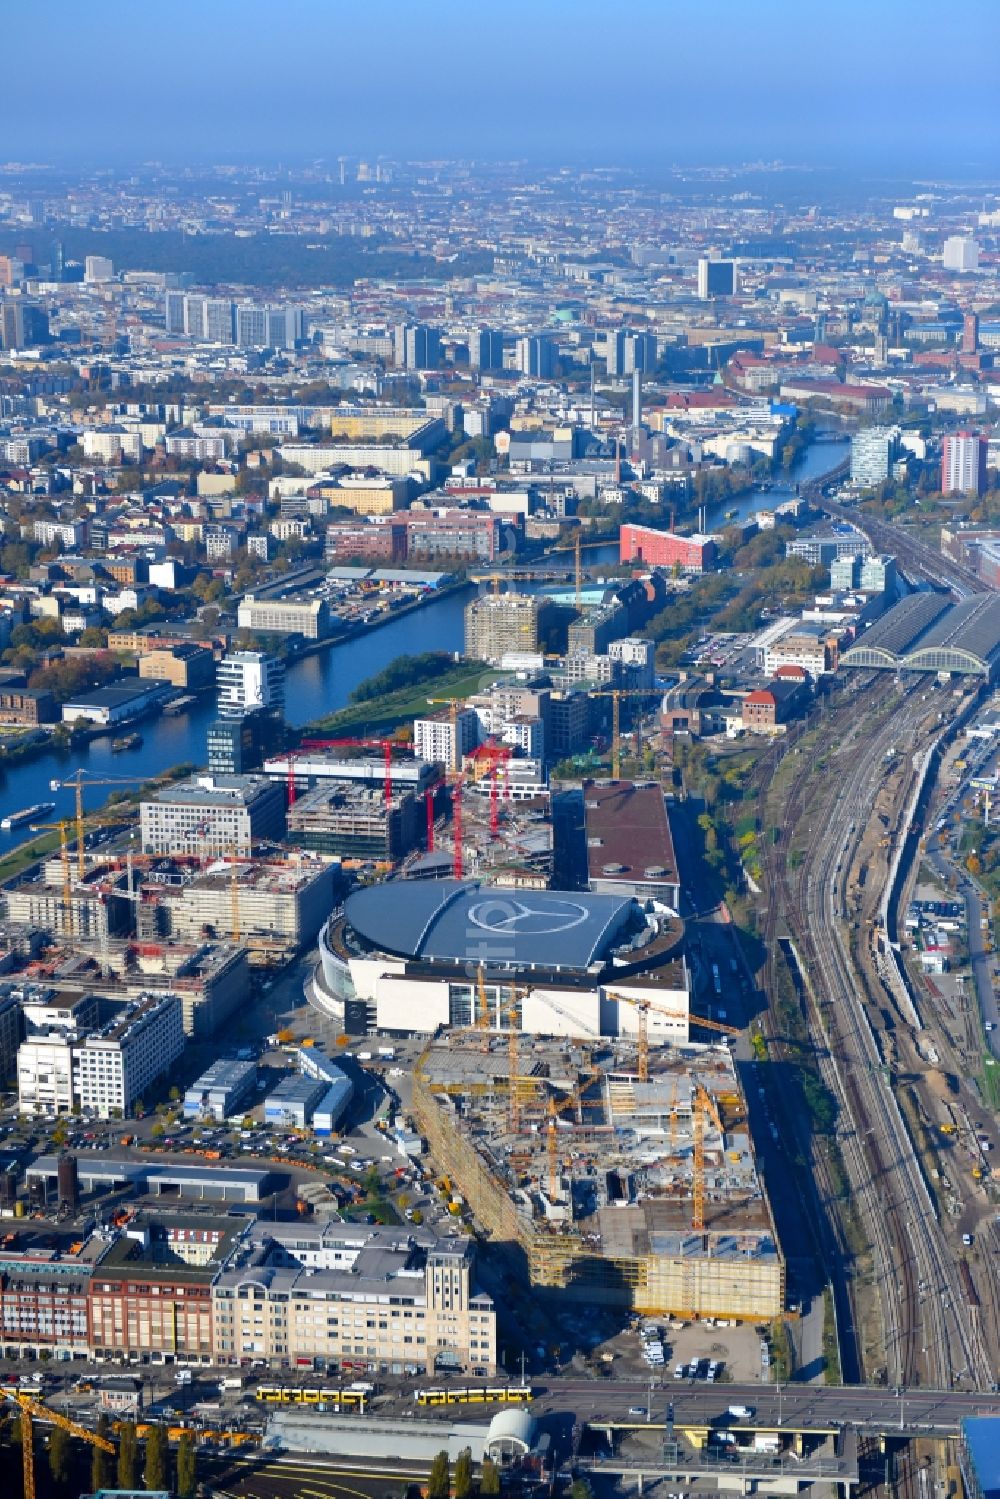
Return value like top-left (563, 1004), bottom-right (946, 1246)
top-left (754, 672), bottom-right (993, 1391)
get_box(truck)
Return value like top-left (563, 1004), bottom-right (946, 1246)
top-left (754, 1434), bottom-right (781, 1453)
top-left (728, 1404), bottom-right (754, 1420)
top-left (219, 1376), bottom-right (246, 1391)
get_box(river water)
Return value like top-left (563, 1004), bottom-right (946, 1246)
top-left (0, 436), bottom-right (849, 845)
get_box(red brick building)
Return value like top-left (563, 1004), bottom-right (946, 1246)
top-left (87, 1219), bottom-right (234, 1364)
top-left (742, 678), bottom-right (809, 735)
top-left (619, 524), bottom-right (716, 573)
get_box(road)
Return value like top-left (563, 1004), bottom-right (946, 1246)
top-left (532, 1379), bottom-right (1000, 1434)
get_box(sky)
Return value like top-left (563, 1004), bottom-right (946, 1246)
top-left (3, 0), bottom-right (999, 171)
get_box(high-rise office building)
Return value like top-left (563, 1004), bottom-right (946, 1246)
top-left (0, 301), bottom-right (50, 351)
top-left (962, 312), bottom-right (980, 354)
top-left (859, 554), bottom-right (897, 595)
top-left (515, 334), bottom-right (556, 378)
top-left (394, 323), bottom-right (442, 370)
top-left (942, 236), bottom-right (979, 272)
top-left (84, 255), bottom-right (114, 284)
top-left (606, 329), bottom-right (658, 376)
top-left (469, 327), bottom-right (505, 370)
top-left (941, 431), bottom-right (987, 496)
top-left (697, 258), bottom-right (738, 299)
top-left (830, 554), bottom-right (862, 590)
top-left (207, 710), bottom-right (284, 775)
top-left (217, 651), bottom-right (285, 719)
top-left (850, 426), bottom-right (899, 488)
top-left (164, 290), bottom-right (187, 334)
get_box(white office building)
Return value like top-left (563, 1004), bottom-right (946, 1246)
top-left (942, 236), bottom-right (980, 273)
top-left (140, 774), bottom-right (286, 858)
top-left (850, 426), bottom-right (899, 488)
top-left (216, 652), bottom-right (285, 719)
top-left (18, 996), bottom-right (184, 1119)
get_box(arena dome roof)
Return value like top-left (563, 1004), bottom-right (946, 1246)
top-left (343, 879), bottom-right (636, 973)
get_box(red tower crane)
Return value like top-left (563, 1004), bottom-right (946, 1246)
top-left (286, 737), bottom-right (402, 809)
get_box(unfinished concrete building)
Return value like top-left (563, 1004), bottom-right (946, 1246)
top-left (412, 1036), bottom-right (783, 1320)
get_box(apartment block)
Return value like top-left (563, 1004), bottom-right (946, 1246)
top-left (212, 1220), bottom-right (495, 1376)
top-left (464, 592), bottom-right (553, 663)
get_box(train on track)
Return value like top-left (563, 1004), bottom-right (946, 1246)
top-left (414, 1386), bottom-right (534, 1406)
top-left (253, 1384), bottom-right (370, 1409)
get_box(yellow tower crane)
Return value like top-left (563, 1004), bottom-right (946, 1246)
top-left (586, 688), bottom-right (658, 782)
top-left (50, 770), bottom-right (148, 879)
top-left (609, 991), bottom-right (739, 1083)
top-left (28, 820), bottom-right (74, 931)
top-left (4, 1388), bottom-right (116, 1499)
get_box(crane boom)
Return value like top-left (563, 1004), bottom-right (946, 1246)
top-left (5, 1390), bottom-right (115, 1499)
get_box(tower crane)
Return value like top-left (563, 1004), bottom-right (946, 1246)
top-left (28, 821), bottom-right (74, 930)
top-left (50, 770), bottom-right (148, 879)
top-left (544, 1067), bottom-right (600, 1198)
top-left (608, 990), bottom-right (738, 1083)
top-left (691, 1082), bottom-right (725, 1233)
top-left (586, 689), bottom-right (660, 782)
top-left (4, 1388), bottom-right (115, 1499)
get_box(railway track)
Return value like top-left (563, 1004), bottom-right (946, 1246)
top-left (755, 673), bottom-right (992, 1389)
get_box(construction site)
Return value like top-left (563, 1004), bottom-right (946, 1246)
top-left (411, 1030), bottom-right (784, 1321)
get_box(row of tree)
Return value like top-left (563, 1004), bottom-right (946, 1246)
top-left (3, 1411), bottom-right (197, 1499)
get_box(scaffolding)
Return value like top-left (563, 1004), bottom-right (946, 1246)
top-left (411, 1038), bottom-right (785, 1320)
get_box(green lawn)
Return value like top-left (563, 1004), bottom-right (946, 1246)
top-left (0, 829), bottom-right (63, 886)
top-left (306, 663), bottom-right (503, 738)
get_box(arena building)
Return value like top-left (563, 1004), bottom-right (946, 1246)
top-left (313, 878), bottom-right (687, 1038)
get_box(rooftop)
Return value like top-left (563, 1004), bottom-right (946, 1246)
top-left (343, 878), bottom-right (638, 973)
top-left (582, 780), bottom-right (678, 887)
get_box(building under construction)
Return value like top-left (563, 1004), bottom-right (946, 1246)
top-left (286, 781), bottom-right (422, 864)
top-left (412, 1035), bottom-right (783, 1320)
top-left (137, 854), bottom-right (338, 952)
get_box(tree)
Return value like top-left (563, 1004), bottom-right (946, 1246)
top-left (48, 1422), bottom-right (71, 1490)
top-left (92, 1413), bottom-right (113, 1493)
top-left (144, 1422), bottom-right (169, 1491)
top-left (479, 1458), bottom-right (501, 1495)
top-left (175, 1431), bottom-right (197, 1499)
top-left (571, 1481), bottom-right (594, 1499)
top-left (427, 1450), bottom-right (450, 1499)
top-left (117, 1421), bottom-right (138, 1491)
top-left (453, 1447), bottom-right (473, 1499)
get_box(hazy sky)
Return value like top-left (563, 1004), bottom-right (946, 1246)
top-left (4, 0), bottom-right (998, 170)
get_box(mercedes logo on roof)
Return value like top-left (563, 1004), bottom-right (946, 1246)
top-left (467, 897), bottom-right (591, 936)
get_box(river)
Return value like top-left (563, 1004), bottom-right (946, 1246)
top-left (0, 435), bottom-right (850, 845)
top-left (0, 589), bottom-right (472, 850)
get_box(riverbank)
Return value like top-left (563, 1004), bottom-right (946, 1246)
top-left (305, 659), bottom-right (500, 738)
top-left (282, 578), bottom-right (474, 669)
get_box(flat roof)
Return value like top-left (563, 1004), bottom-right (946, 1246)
top-left (344, 878), bottom-right (637, 973)
top-left (583, 781), bottom-right (678, 886)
